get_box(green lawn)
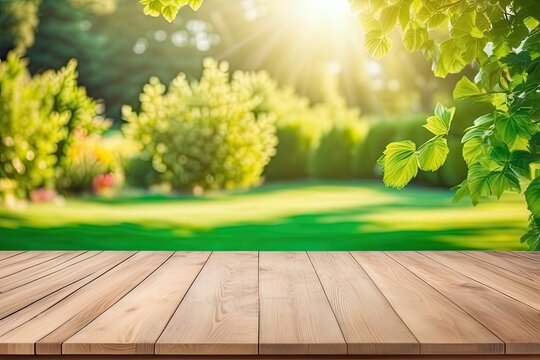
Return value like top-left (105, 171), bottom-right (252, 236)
top-left (0, 181), bottom-right (528, 250)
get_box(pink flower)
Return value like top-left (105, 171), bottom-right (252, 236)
top-left (92, 173), bottom-right (116, 194)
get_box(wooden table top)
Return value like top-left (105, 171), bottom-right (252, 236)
top-left (0, 251), bottom-right (538, 359)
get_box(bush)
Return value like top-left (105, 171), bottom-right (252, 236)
top-left (123, 59), bottom-right (277, 192)
top-left (0, 52), bottom-right (108, 200)
top-left (56, 135), bottom-right (118, 194)
top-left (124, 152), bottom-right (162, 189)
top-left (353, 121), bottom-right (397, 178)
top-left (310, 104), bottom-right (364, 179)
top-left (233, 71), bottom-right (323, 180)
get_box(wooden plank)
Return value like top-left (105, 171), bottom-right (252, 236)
top-left (0, 252), bottom-right (94, 293)
top-left (424, 252), bottom-right (540, 311)
top-left (388, 252), bottom-right (540, 354)
top-left (0, 252), bottom-right (22, 262)
top-left (0, 274), bottom-right (98, 338)
top-left (0, 251), bottom-right (46, 272)
top-left (308, 252), bottom-right (419, 355)
top-left (0, 252), bottom-right (140, 354)
top-left (156, 252), bottom-right (259, 355)
top-left (0, 251), bottom-right (164, 355)
top-left (0, 251), bottom-right (133, 321)
top-left (258, 252), bottom-right (346, 355)
top-left (463, 252), bottom-right (540, 280)
top-left (63, 252), bottom-right (209, 355)
top-left (0, 251), bottom-right (66, 278)
top-left (1, 355), bottom-right (540, 360)
top-left (515, 252), bottom-right (540, 262)
top-left (350, 252), bottom-right (503, 355)
top-left (0, 251), bottom-right (42, 265)
top-left (33, 252), bottom-right (173, 355)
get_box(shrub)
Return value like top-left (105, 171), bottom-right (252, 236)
top-left (56, 135), bottom-right (118, 194)
top-left (0, 52), bottom-right (108, 200)
top-left (310, 104), bottom-right (364, 179)
top-left (236, 71), bottom-right (323, 180)
top-left (353, 121), bottom-right (397, 179)
top-left (123, 59), bottom-right (277, 192)
top-left (124, 152), bottom-right (162, 189)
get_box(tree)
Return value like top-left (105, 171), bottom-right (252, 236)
top-left (141, 0), bottom-right (540, 249)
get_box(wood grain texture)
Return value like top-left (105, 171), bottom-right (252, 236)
top-left (63, 252), bottom-right (209, 355)
top-left (515, 252), bottom-right (540, 262)
top-left (350, 252), bottom-right (503, 355)
top-left (424, 252), bottom-right (540, 311)
top-left (35, 252), bottom-right (172, 355)
top-left (0, 251), bottom-right (132, 321)
top-left (308, 252), bottom-right (418, 355)
top-left (0, 251), bottom-right (44, 268)
top-left (0, 251), bottom-right (538, 357)
top-left (0, 251), bottom-right (63, 279)
top-left (258, 252), bottom-right (346, 355)
top-left (0, 252), bottom-right (139, 354)
top-left (388, 252), bottom-right (540, 354)
top-left (0, 252), bottom-right (94, 293)
top-left (156, 252), bottom-right (258, 355)
top-left (0, 355), bottom-right (540, 360)
top-left (462, 251), bottom-right (540, 280)
top-left (0, 252), bottom-right (22, 262)
top-left (0, 275), bottom-right (100, 338)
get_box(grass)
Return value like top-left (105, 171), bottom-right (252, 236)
top-left (0, 180), bottom-right (528, 250)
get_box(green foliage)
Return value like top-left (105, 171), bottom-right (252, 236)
top-left (310, 114), bottom-right (364, 179)
top-left (140, 0), bottom-right (202, 22)
top-left (362, 0), bottom-right (540, 249)
top-left (57, 135), bottom-right (118, 194)
top-left (234, 71), bottom-right (323, 180)
top-left (0, 0), bottom-right (41, 56)
top-left (379, 103), bottom-right (455, 188)
top-left (0, 53), bottom-right (108, 200)
top-left (123, 58), bottom-right (277, 192)
top-left (124, 153), bottom-right (162, 189)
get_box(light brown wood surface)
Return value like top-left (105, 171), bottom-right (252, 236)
top-left (308, 252), bottom-right (418, 355)
top-left (350, 252), bottom-right (503, 354)
top-left (388, 252), bottom-right (540, 354)
top-left (0, 251), bottom-right (537, 357)
top-left (259, 252), bottom-right (346, 355)
top-left (64, 252), bottom-right (209, 355)
top-left (462, 251), bottom-right (540, 279)
top-left (424, 251), bottom-right (540, 311)
top-left (156, 252), bottom-right (259, 355)
top-left (0, 251), bottom-right (95, 293)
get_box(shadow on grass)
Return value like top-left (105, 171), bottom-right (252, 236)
top-left (0, 208), bottom-right (525, 251)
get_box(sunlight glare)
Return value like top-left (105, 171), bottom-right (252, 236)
top-left (293, 0), bottom-right (352, 23)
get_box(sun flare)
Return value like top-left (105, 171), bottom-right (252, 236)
top-left (291, 0), bottom-right (352, 24)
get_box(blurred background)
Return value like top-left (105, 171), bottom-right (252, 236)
top-left (0, 0), bottom-right (527, 250)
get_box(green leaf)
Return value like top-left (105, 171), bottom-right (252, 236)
top-left (417, 137), bottom-right (449, 171)
top-left (188, 0), bottom-right (203, 10)
top-left (453, 76), bottom-right (484, 100)
top-left (495, 111), bottom-right (539, 148)
top-left (423, 103), bottom-right (455, 135)
top-left (434, 39), bottom-right (466, 77)
top-left (525, 176), bottom-right (540, 219)
top-left (402, 23), bottom-right (429, 52)
top-left (467, 163), bottom-right (491, 205)
top-left (161, 5), bottom-right (180, 22)
top-left (452, 179), bottom-right (470, 203)
top-left (380, 5), bottom-right (400, 33)
top-left (365, 29), bottom-right (393, 59)
top-left (521, 216), bottom-right (540, 250)
top-left (487, 170), bottom-right (520, 198)
top-left (462, 137), bottom-right (488, 165)
top-left (380, 140), bottom-right (418, 189)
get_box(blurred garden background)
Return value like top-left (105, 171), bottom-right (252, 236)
top-left (0, 0), bottom-right (534, 250)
